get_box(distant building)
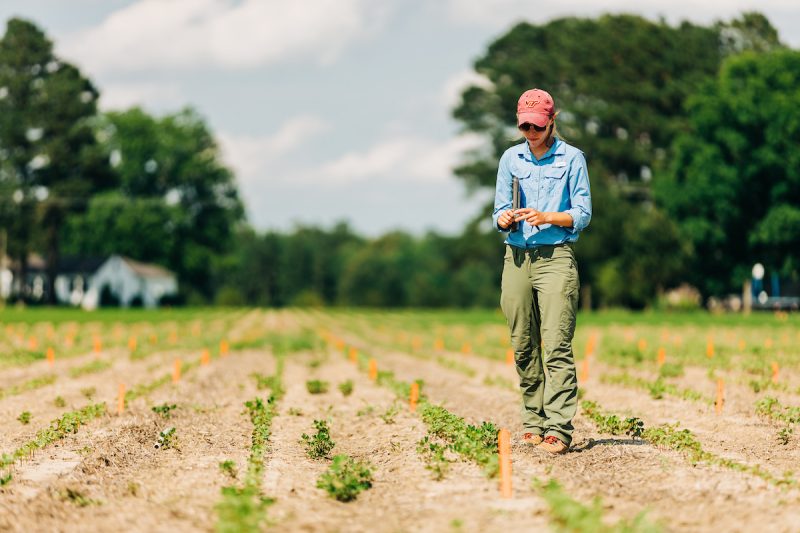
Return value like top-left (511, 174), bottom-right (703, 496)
top-left (2, 254), bottom-right (178, 309)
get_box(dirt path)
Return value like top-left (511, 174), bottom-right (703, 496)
top-left (336, 330), bottom-right (800, 532)
top-left (266, 353), bottom-right (549, 532)
top-left (0, 348), bottom-right (274, 532)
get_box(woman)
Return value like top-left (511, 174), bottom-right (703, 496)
top-left (493, 88), bottom-right (592, 454)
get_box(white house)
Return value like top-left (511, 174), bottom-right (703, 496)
top-left (2, 254), bottom-right (177, 309)
top-left (82, 255), bottom-right (178, 310)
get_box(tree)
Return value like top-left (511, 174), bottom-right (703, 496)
top-left (655, 49), bottom-right (800, 295)
top-left (65, 107), bottom-right (245, 300)
top-left (0, 18), bottom-right (114, 303)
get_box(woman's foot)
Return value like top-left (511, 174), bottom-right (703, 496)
top-left (522, 432), bottom-right (543, 445)
top-left (537, 435), bottom-right (569, 454)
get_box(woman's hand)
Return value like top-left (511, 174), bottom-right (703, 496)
top-left (497, 209), bottom-right (516, 229)
top-left (514, 208), bottom-right (549, 226)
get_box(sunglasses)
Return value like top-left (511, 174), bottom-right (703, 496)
top-left (519, 122), bottom-right (548, 132)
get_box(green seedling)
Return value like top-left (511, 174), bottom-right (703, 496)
top-left (59, 487), bottom-right (100, 507)
top-left (0, 472), bottom-right (12, 486)
top-left (356, 404), bottom-right (375, 417)
top-left (338, 379), bottom-right (354, 397)
top-left (417, 436), bottom-right (450, 480)
top-left (80, 386), bottom-right (96, 399)
top-left (777, 426), bottom-right (793, 446)
top-left (301, 419), bottom-right (335, 459)
top-left (219, 460), bottom-right (237, 479)
top-left (154, 427), bottom-right (177, 450)
top-left (54, 396), bottom-right (66, 408)
top-left (17, 411), bottom-right (31, 425)
top-left (316, 454), bottom-right (373, 502)
top-left (658, 362), bottom-right (684, 379)
top-left (380, 403), bottom-right (400, 424)
top-left (151, 403), bottom-right (177, 418)
top-left (287, 407), bottom-right (304, 416)
top-left (306, 380), bottom-right (329, 394)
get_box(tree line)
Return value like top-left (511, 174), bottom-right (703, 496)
top-left (1, 13), bottom-right (798, 308)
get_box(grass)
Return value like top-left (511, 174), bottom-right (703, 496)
top-left (338, 379), bottom-right (354, 397)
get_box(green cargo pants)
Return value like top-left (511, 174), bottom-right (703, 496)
top-left (500, 243), bottom-right (579, 445)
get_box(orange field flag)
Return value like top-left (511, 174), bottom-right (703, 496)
top-left (173, 359), bottom-right (182, 384)
top-left (498, 428), bottom-right (512, 499)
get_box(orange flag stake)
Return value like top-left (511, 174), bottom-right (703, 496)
top-left (411, 336), bottom-right (421, 352)
top-left (93, 336), bottom-right (102, 355)
top-left (46, 347), bottom-right (55, 367)
top-left (738, 339), bottom-right (746, 351)
top-left (409, 382), bottom-right (419, 413)
top-left (201, 349), bottom-right (210, 366)
top-left (771, 362), bottom-right (779, 383)
top-left (706, 338), bottom-right (715, 358)
top-left (498, 428), bottom-right (513, 499)
top-left (715, 378), bottom-right (724, 414)
top-left (348, 347), bottom-right (358, 363)
top-left (637, 338), bottom-right (647, 353)
top-left (173, 359), bottom-right (182, 384)
top-left (434, 338), bottom-right (444, 351)
top-left (220, 339), bottom-right (229, 357)
top-left (117, 383), bottom-right (126, 415)
top-left (128, 336), bottom-right (137, 352)
top-left (461, 342), bottom-right (471, 355)
top-left (765, 337), bottom-right (774, 349)
top-left (28, 336), bottom-right (38, 350)
top-left (505, 348), bottom-right (514, 366)
top-left (579, 357), bottom-right (590, 383)
top-left (368, 359), bottom-right (377, 381)
top-left (657, 347), bottom-right (666, 369)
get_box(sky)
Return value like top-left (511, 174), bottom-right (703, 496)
top-left (1, 0), bottom-right (799, 237)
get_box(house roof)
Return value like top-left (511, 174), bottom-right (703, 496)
top-left (15, 254), bottom-right (106, 274)
top-left (121, 256), bottom-right (175, 279)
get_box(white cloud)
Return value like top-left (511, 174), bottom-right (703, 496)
top-left (441, 69), bottom-right (493, 108)
top-left (218, 114), bottom-right (329, 184)
top-left (317, 133), bottom-right (484, 185)
top-left (98, 81), bottom-right (183, 111)
top-left (445, 0), bottom-right (800, 33)
top-left (60, 0), bottom-right (382, 74)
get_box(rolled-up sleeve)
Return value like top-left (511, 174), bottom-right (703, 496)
top-left (564, 152), bottom-right (592, 234)
top-left (492, 153), bottom-right (512, 233)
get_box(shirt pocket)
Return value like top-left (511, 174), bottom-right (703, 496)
top-left (543, 166), bottom-right (567, 195)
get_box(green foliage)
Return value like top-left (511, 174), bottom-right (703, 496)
top-left (301, 420), bottom-right (335, 459)
top-left (17, 411), bottom-right (31, 425)
top-left (316, 454), bottom-right (373, 502)
top-left (581, 401), bottom-right (644, 440)
top-left (0, 374), bottom-right (57, 400)
top-left (417, 436), bottom-right (450, 480)
top-left (755, 397), bottom-right (800, 425)
top-left (536, 478), bottom-right (661, 532)
top-left (420, 403), bottom-right (499, 477)
top-left (777, 426), bottom-right (793, 446)
top-left (658, 363), bottom-right (684, 379)
top-left (380, 403), bottom-right (400, 425)
top-left (69, 360), bottom-right (111, 378)
top-left (154, 427), bottom-right (177, 450)
top-left (54, 396), bottom-right (66, 408)
top-left (0, 18), bottom-right (115, 304)
top-left (151, 403), bottom-right (177, 419)
top-left (1, 403), bottom-right (106, 468)
top-left (59, 487), bottom-right (101, 507)
top-left (655, 48), bottom-right (800, 294)
top-left (338, 379), bottom-right (354, 397)
top-left (219, 460), bottom-right (237, 479)
top-left (306, 380), bottom-right (329, 395)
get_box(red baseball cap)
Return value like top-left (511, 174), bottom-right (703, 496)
top-left (517, 88), bottom-right (555, 127)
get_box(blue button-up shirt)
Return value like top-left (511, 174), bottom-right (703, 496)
top-left (492, 137), bottom-right (591, 248)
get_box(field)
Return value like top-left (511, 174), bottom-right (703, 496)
top-left (1, 307), bottom-right (800, 532)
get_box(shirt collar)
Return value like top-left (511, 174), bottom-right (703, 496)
top-left (522, 137), bottom-right (564, 161)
